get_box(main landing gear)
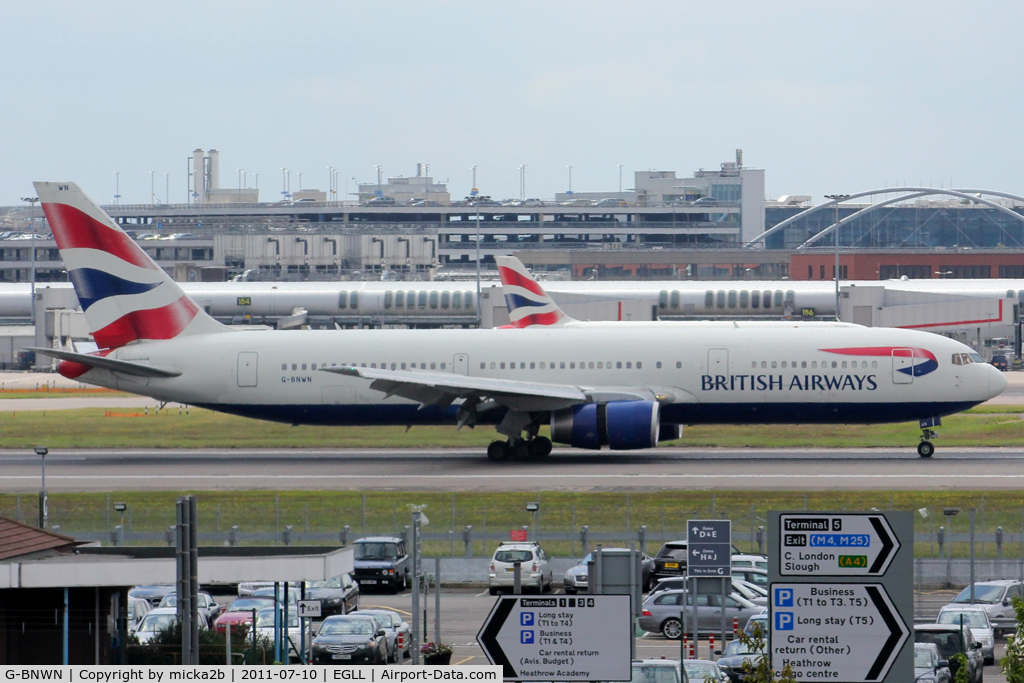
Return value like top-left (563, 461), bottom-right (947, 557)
top-left (917, 417), bottom-right (940, 458)
top-left (487, 436), bottom-right (552, 462)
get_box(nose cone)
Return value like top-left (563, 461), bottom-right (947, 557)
top-left (989, 364), bottom-right (1009, 398)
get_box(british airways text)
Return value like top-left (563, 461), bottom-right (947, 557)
top-left (700, 374), bottom-right (878, 392)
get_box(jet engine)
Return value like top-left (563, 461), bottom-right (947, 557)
top-left (550, 401), bottom-right (660, 450)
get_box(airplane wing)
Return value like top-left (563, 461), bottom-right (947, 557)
top-left (319, 365), bottom-right (664, 413)
top-left (28, 347), bottom-right (182, 378)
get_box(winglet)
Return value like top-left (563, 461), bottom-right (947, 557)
top-left (494, 256), bottom-right (575, 327)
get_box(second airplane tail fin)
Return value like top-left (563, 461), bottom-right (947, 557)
top-left (495, 255), bottom-right (576, 327)
top-left (34, 181), bottom-right (228, 350)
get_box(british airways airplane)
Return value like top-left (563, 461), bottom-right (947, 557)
top-left (30, 182), bottom-right (1006, 460)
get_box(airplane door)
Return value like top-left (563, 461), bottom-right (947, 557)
top-left (237, 352), bottom-right (258, 387)
top-left (708, 348), bottom-right (729, 375)
top-left (892, 348), bottom-right (913, 384)
top-left (453, 353), bottom-right (469, 375)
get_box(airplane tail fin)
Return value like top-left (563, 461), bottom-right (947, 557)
top-left (495, 255), bottom-right (576, 327)
top-left (34, 181), bottom-right (228, 350)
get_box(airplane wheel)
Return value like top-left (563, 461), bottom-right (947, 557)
top-left (917, 441), bottom-right (935, 458)
top-left (512, 441), bottom-right (533, 460)
top-left (487, 441), bottom-right (510, 462)
top-left (530, 436), bottom-right (553, 458)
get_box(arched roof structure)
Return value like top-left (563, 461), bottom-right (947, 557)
top-left (744, 188), bottom-right (1024, 249)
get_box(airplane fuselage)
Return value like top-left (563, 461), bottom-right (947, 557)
top-left (74, 321), bottom-right (1004, 428)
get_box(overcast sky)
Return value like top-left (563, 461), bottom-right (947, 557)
top-left (2, 1), bottom-right (1022, 207)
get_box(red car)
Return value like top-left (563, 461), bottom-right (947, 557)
top-left (213, 597), bottom-right (275, 634)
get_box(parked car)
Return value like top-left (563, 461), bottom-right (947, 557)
top-left (352, 537), bottom-right (409, 593)
top-left (361, 196), bottom-right (396, 206)
top-left (914, 624), bottom-right (983, 683)
top-left (731, 567), bottom-right (768, 586)
top-left (254, 608), bottom-right (303, 661)
top-left (127, 596), bottom-right (152, 633)
top-left (950, 579), bottom-right (1024, 635)
top-left (358, 608), bottom-right (411, 662)
top-left (158, 591), bottom-right (222, 621)
top-left (731, 554), bottom-right (768, 571)
top-left (914, 642), bottom-right (952, 683)
top-left (592, 198), bottom-right (628, 207)
top-left (305, 573), bottom-right (360, 615)
top-left (488, 542), bottom-right (553, 594)
top-left (648, 577), bottom-right (767, 607)
top-left (639, 589), bottom-right (760, 638)
top-left (991, 354), bottom-right (1009, 371)
top-left (744, 612), bottom-right (768, 637)
top-left (683, 659), bottom-right (728, 682)
top-left (162, 232), bottom-right (200, 240)
top-left (652, 541), bottom-right (689, 580)
top-left (311, 614), bottom-right (388, 665)
top-left (563, 550), bottom-right (654, 594)
top-left (630, 659), bottom-right (688, 683)
top-left (238, 581), bottom-right (297, 596)
top-left (214, 596), bottom-right (276, 634)
top-left (252, 586), bottom-right (298, 605)
top-left (128, 585), bottom-right (175, 608)
top-left (937, 605), bottom-right (995, 665)
top-left (134, 607), bottom-right (208, 644)
top-left (716, 639), bottom-right (764, 683)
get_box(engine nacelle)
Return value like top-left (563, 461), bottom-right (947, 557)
top-left (550, 401), bottom-right (660, 450)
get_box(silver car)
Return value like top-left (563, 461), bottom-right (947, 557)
top-left (488, 542), bottom-right (553, 594)
top-left (950, 579), bottom-right (1023, 636)
top-left (358, 609), bottom-right (411, 663)
top-left (682, 659), bottom-right (728, 682)
top-left (914, 643), bottom-right (952, 683)
top-left (936, 605), bottom-right (995, 665)
top-left (640, 589), bottom-right (760, 638)
top-left (630, 659), bottom-right (688, 683)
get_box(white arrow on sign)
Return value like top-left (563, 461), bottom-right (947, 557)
top-left (780, 514), bottom-right (900, 576)
top-left (770, 583), bottom-right (909, 682)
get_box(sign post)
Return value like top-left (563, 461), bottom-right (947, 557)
top-left (687, 519), bottom-right (732, 659)
top-left (478, 594), bottom-right (632, 681)
top-left (768, 511), bottom-right (913, 682)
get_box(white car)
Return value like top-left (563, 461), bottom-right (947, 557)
top-left (134, 607), bottom-right (207, 644)
top-left (488, 542), bottom-right (552, 594)
top-left (254, 608), bottom-right (303, 661)
top-left (731, 554), bottom-right (768, 570)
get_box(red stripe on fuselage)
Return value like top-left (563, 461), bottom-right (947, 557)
top-left (92, 296), bottom-right (199, 349)
top-left (41, 203), bottom-right (155, 270)
top-left (498, 267), bottom-right (548, 297)
top-left (821, 346), bottom-right (937, 362)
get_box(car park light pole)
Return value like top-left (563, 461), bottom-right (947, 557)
top-left (113, 501), bottom-right (127, 545)
top-left (526, 502), bottom-right (539, 541)
top-left (35, 446), bottom-right (47, 528)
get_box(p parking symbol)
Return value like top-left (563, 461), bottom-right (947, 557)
top-left (521, 613), bottom-right (534, 626)
top-left (775, 588), bottom-right (793, 607)
top-left (775, 612), bottom-right (793, 631)
top-left (521, 630), bottom-right (535, 644)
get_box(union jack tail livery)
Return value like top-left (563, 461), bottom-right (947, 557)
top-left (34, 182), bottom-right (227, 351)
top-left (495, 256), bottom-right (575, 328)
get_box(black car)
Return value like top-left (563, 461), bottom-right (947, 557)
top-left (128, 585), bottom-right (175, 607)
top-left (352, 537), bottom-right (409, 593)
top-left (652, 542), bottom-right (689, 580)
top-left (311, 614), bottom-right (388, 665)
top-left (305, 573), bottom-right (360, 616)
top-left (716, 639), bottom-right (764, 682)
top-left (991, 354), bottom-right (1009, 371)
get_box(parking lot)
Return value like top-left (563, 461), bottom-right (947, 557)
top-left (205, 584), bottom-right (1010, 679)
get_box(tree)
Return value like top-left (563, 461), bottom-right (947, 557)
top-left (1001, 595), bottom-right (1024, 683)
top-left (738, 623), bottom-right (798, 683)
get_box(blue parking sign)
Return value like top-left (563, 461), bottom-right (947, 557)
top-left (775, 612), bottom-right (793, 631)
top-left (521, 630), bottom-right (534, 644)
top-left (521, 612), bottom-right (534, 626)
top-left (775, 588), bottom-right (794, 607)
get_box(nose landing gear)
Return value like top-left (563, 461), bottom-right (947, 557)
top-left (917, 417), bottom-right (940, 458)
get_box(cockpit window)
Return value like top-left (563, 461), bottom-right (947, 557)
top-left (969, 353), bottom-right (985, 363)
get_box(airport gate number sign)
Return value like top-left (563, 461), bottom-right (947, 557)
top-left (769, 583), bottom-right (909, 682)
top-left (687, 519), bottom-right (732, 577)
top-left (779, 513), bottom-right (900, 576)
top-left (477, 594), bottom-right (632, 681)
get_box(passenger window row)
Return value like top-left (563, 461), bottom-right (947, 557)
top-left (478, 361), bottom-right (650, 370)
top-left (281, 361), bottom-right (448, 371)
top-left (658, 289), bottom-right (794, 311)
top-left (335, 290), bottom-right (476, 312)
top-left (748, 359), bottom-right (878, 370)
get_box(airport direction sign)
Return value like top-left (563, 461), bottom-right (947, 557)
top-left (768, 511), bottom-right (913, 683)
top-left (296, 600), bottom-right (321, 618)
top-left (477, 594), bottom-right (632, 681)
top-left (687, 519), bottom-right (732, 577)
top-left (769, 583), bottom-right (909, 682)
top-left (779, 513), bottom-right (900, 576)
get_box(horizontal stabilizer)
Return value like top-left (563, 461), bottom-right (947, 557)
top-left (28, 347), bottom-right (182, 378)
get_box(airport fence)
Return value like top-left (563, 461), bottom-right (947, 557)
top-left (2, 491), bottom-right (1024, 562)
